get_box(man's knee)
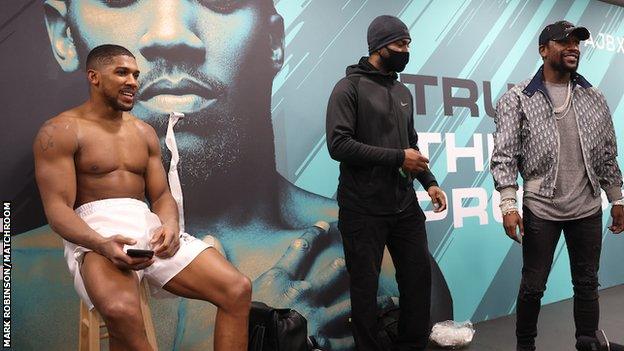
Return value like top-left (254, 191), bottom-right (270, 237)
top-left (518, 280), bottom-right (546, 302)
top-left (223, 274), bottom-right (252, 312)
top-left (97, 296), bottom-right (143, 326)
top-left (572, 278), bottom-right (599, 301)
top-left (571, 262), bottom-right (600, 300)
top-left (518, 267), bottom-right (550, 301)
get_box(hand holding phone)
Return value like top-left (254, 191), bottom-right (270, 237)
top-left (126, 249), bottom-right (155, 259)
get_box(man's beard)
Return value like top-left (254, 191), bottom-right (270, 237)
top-left (104, 92), bottom-right (134, 111)
top-left (551, 53), bottom-right (578, 74)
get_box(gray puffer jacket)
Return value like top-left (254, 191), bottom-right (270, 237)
top-left (490, 66), bottom-right (622, 202)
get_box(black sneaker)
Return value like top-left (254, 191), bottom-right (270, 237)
top-left (597, 330), bottom-right (624, 351)
top-left (576, 336), bottom-right (601, 351)
top-left (576, 331), bottom-right (614, 351)
top-left (596, 330), bottom-right (610, 351)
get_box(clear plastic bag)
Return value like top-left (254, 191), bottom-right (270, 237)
top-left (429, 320), bottom-right (475, 349)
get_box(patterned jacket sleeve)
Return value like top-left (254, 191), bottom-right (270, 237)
top-left (594, 90), bottom-right (623, 202)
top-left (490, 88), bottom-right (522, 198)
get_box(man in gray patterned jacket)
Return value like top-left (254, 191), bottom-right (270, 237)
top-left (490, 21), bottom-right (623, 351)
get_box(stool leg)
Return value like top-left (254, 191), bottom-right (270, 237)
top-left (79, 302), bottom-right (89, 351)
top-left (140, 281), bottom-right (158, 351)
top-left (79, 301), bottom-right (102, 351)
top-left (78, 282), bottom-right (157, 351)
top-left (88, 308), bottom-right (101, 351)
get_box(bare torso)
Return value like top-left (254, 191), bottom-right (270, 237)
top-left (59, 107), bottom-right (151, 207)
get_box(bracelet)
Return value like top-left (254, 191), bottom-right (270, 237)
top-left (499, 198), bottom-right (518, 216)
top-left (613, 198), bottom-right (624, 206)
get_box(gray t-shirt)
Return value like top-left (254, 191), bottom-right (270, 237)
top-left (523, 81), bottom-right (601, 220)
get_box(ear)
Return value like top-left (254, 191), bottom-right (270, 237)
top-left (538, 44), bottom-right (547, 60)
top-left (44, 0), bottom-right (79, 72)
top-left (87, 69), bottom-right (99, 87)
top-left (267, 13), bottom-right (284, 74)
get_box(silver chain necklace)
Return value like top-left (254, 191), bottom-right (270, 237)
top-left (554, 82), bottom-right (572, 120)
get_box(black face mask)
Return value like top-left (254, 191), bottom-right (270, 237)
top-left (380, 47), bottom-right (409, 72)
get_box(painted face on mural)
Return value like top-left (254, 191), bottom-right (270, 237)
top-left (541, 35), bottom-right (581, 74)
top-left (45, 0), bottom-right (284, 182)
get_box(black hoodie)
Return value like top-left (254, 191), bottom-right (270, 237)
top-left (326, 57), bottom-right (437, 215)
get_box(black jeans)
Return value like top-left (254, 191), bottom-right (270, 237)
top-left (516, 207), bottom-right (602, 350)
top-left (338, 201), bottom-right (431, 351)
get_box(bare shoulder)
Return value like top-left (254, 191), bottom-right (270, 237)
top-left (127, 114), bottom-right (157, 137)
top-left (127, 113), bottom-right (160, 149)
top-left (33, 112), bottom-right (80, 154)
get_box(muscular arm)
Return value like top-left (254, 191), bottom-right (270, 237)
top-left (141, 122), bottom-right (179, 231)
top-left (33, 118), bottom-right (105, 250)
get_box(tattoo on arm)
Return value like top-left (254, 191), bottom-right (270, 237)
top-left (38, 123), bottom-right (56, 152)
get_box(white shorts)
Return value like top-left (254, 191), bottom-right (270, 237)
top-left (64, 198), bottom-right (213, 309)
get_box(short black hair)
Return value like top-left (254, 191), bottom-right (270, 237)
top-left (85, 44), bottom-right (135, 71)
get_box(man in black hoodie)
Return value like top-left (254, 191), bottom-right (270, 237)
top-left (326, 15), bottom-right (447, 351)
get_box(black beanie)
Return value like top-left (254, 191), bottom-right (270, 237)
top-left (367, 15), bottom-right (411, 54)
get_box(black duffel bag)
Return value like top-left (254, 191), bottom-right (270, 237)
top-left (377, 305), bottom-right (400, 349)
top-left (248, 301), bottom-right (310, 351)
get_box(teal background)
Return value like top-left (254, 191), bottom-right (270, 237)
top-left (272, 0), bottom-right (624, 322)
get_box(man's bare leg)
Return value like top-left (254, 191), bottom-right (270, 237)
top-left (81, 252), bottom-right (153, 351)
top-left (163, 248), bottom-right (251, 351)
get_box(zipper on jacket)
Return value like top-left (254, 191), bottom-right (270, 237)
top-left (387, 81), bottom-right (410, 213)
top-left (571, 92), bottom-right (598, 196)
top-left (388, 83), bottom-right (402, 213)
top-left (539, 88), bottom-right (560, 201)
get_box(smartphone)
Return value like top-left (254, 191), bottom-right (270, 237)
top-left (126, 249), bottom-right (154, 259)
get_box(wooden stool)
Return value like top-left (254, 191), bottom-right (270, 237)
top-left (78, 279), bottom-right (158, 351)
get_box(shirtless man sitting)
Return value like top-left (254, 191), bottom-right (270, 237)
top-left (33, 44), bottom-right (251, 351)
